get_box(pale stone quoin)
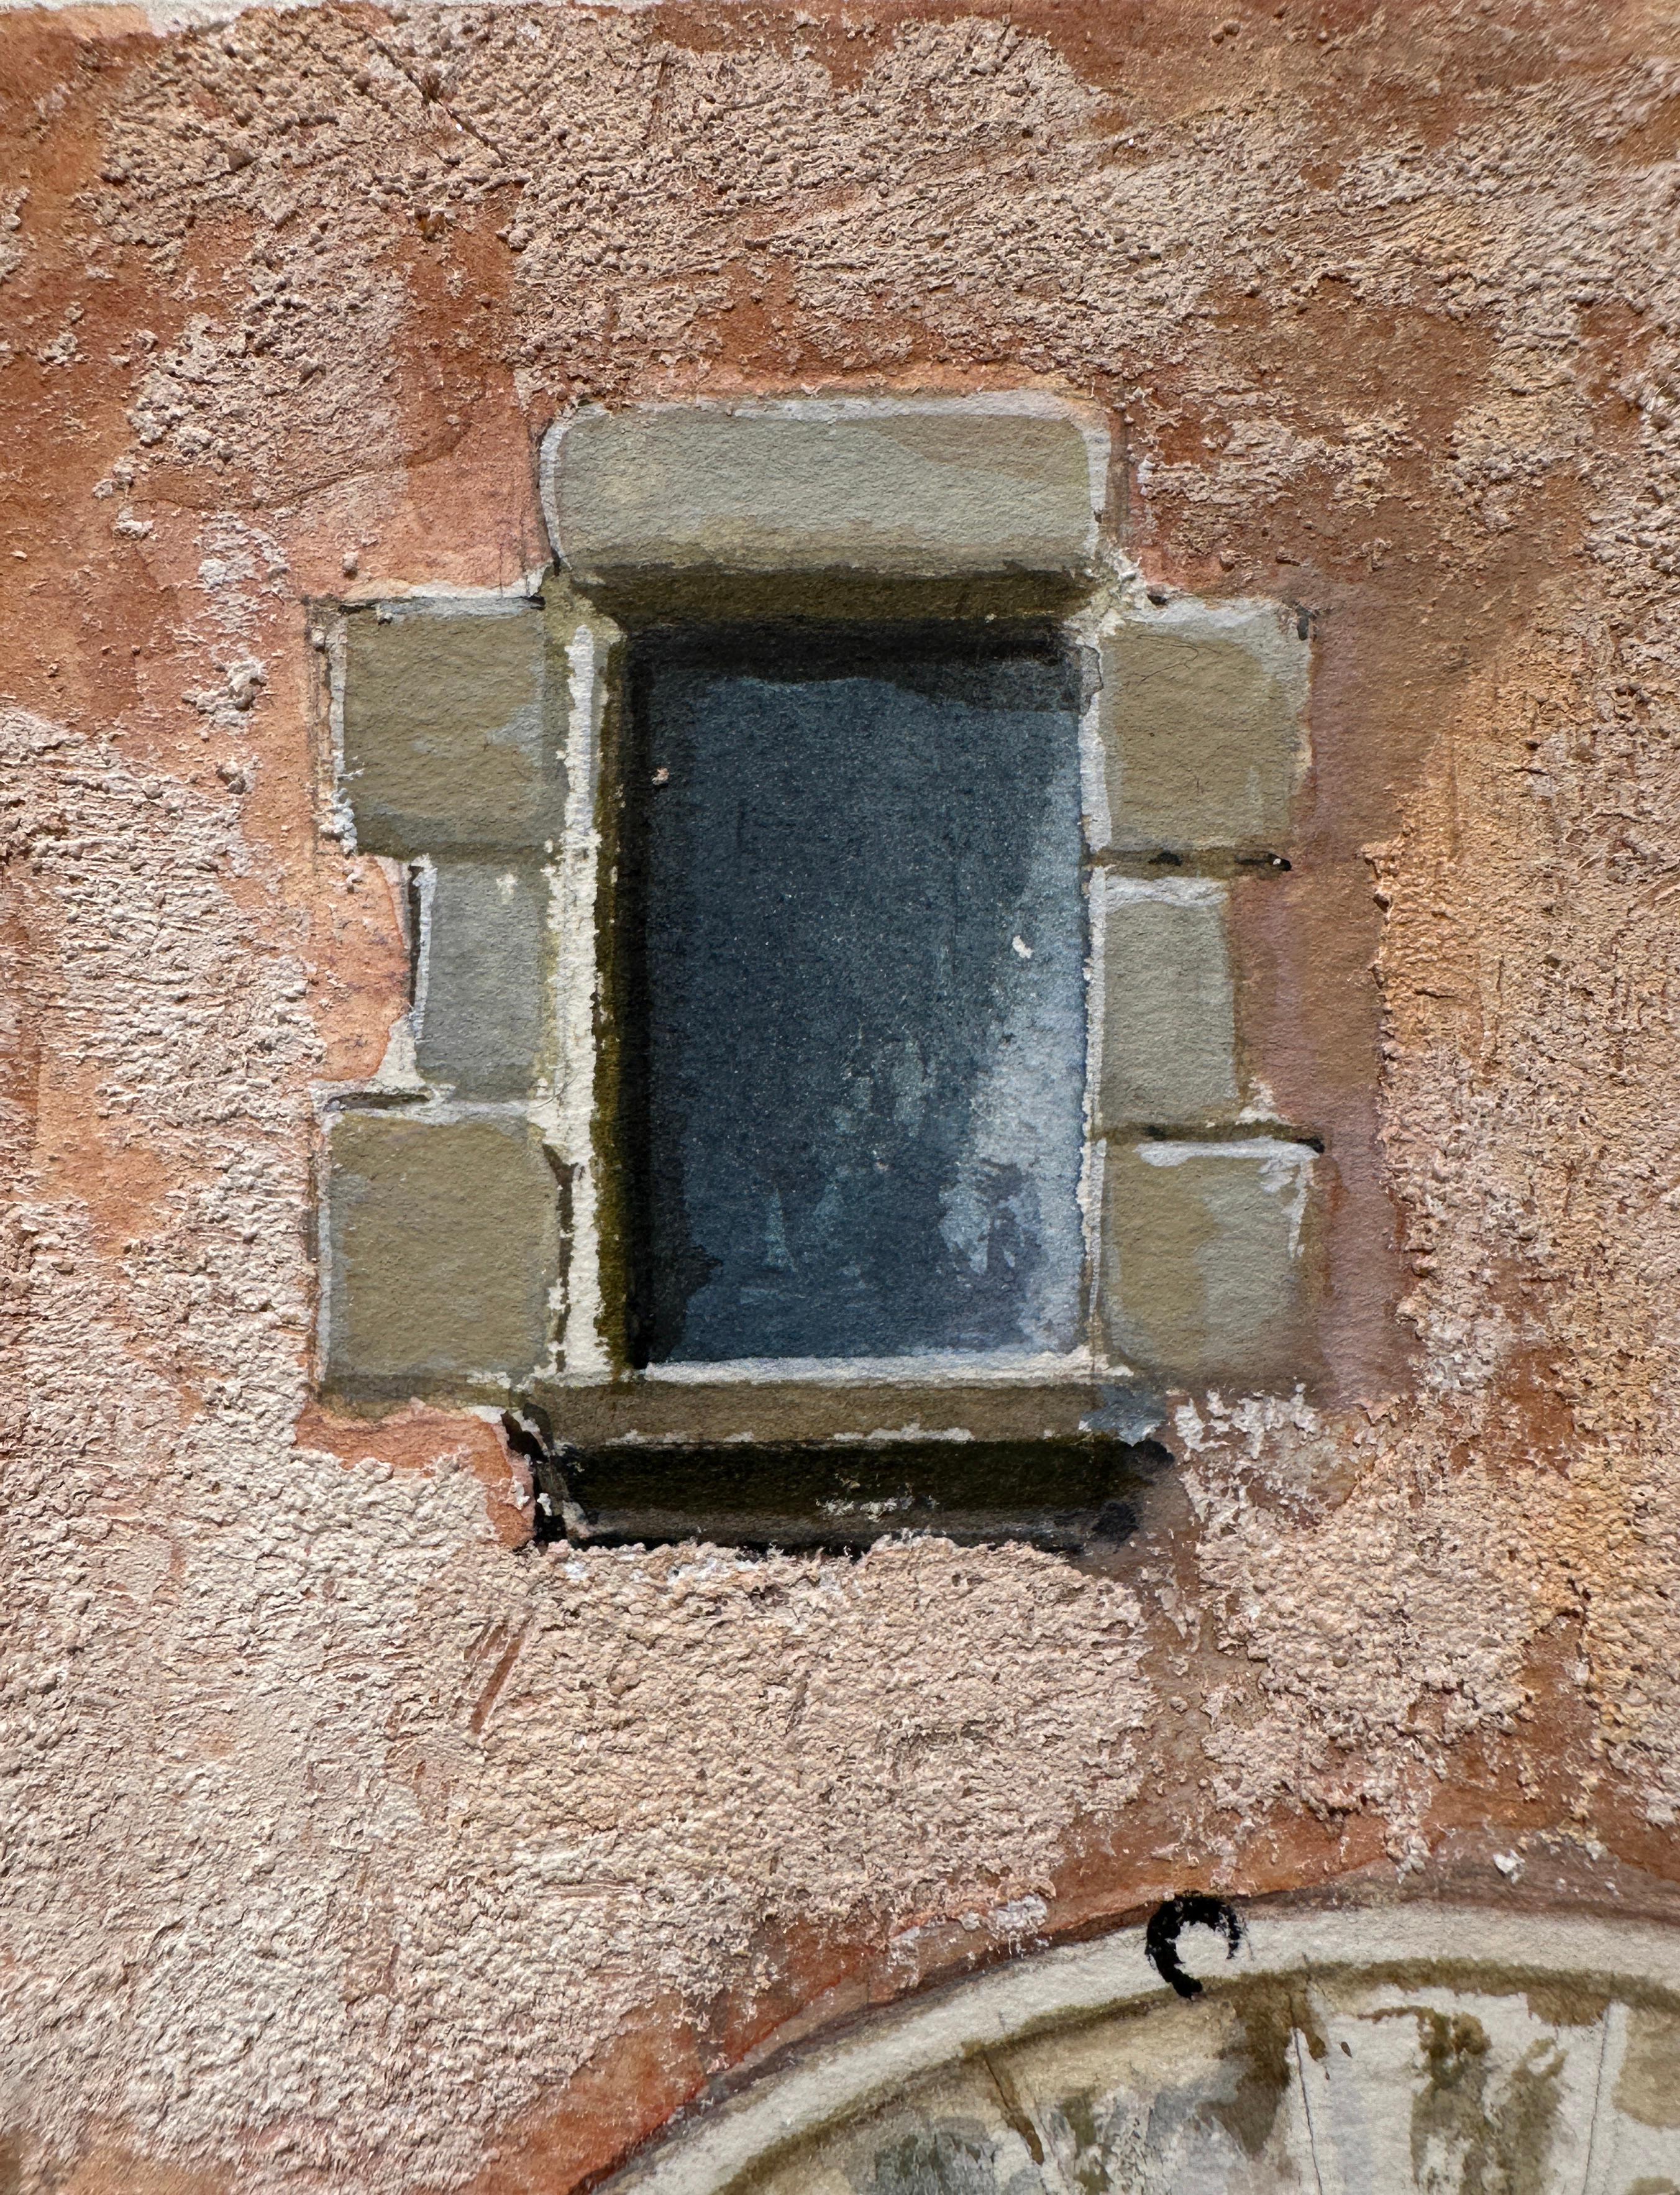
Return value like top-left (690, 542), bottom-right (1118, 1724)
top-left (324, 1110), bottom-right (565, 1398)
top-left (1095, 595), bottom-right (1312, 855)
top-left (1099, 1138), bottom-right (1319, 1383)
top-left (339, 597), bottom-right (565, 855)
top-left (414, 861), bottom-right (553, 1100)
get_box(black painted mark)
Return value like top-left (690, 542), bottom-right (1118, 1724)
top-left (1145, 1894), bottom-right (1244, 2000)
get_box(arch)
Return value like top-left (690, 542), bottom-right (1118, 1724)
top-left (608, 1906), bottom-right (1680, 2195)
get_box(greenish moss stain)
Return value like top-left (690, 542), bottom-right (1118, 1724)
top-left (1048, 2089), bottom-right (1107, 2195)
top-left (976, 2056), bottom-right (1045, 2168)
top-left (1202, 1984), bottom-right (1299, 2161)
top-left (1617, 2007), bottom-right (1680, 2128)
top-left (589, 612), bottom-right (636, 1377)
top-left (1294, 1989), bottom-right (1330, 2065)
top-left (854, 2124), bottom-right (1013, 2195)
top-left (1372, 2005), bottom-right (1568, 2195)
top-left (1487, 2044), bottom-right (1570, 2195)
top-left (1517, 1982), bottom-right (1610, 2032)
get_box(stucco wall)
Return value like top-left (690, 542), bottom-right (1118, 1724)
top-left (4, 0), bottom-right (1680, 2187)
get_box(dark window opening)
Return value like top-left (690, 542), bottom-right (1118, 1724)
top-left (616, 621), bottom-right (1088, 1370)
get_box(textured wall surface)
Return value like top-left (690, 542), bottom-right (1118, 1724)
top-left (4, 0), bottom-right (1680, 2188)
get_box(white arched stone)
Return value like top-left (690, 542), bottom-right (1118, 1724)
top-left (608, 1906), bottom-right (1680, 2195)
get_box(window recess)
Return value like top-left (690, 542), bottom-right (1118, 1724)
top-left (316, 396), bottom-right (1322, 1550)
top-left (618, 618), bottom-right (1087, 1373)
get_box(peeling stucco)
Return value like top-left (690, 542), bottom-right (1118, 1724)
top-left (6, 1), bottom-right (1680, 2188)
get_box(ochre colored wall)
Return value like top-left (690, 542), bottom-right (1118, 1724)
top-left (4, 1), bottom-right (1680, 2186)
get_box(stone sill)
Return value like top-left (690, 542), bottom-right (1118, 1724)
top-left (520, 1365), bottom-right (1153, 1450)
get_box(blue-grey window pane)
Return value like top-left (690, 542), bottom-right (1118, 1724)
top-left (626, 624), bottom-right (1086, 1365)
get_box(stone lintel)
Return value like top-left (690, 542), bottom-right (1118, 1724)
top-left (544, 396), bottom-right (1107, 582)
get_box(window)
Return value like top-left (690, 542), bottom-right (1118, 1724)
top-left (619, 620), bottom-right (1085, 1370)
top-left (317, 396), bottom-right (1318, 1549)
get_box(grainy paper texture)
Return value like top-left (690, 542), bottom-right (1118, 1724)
top-left (4, 1), bottom-right (1680, 2188)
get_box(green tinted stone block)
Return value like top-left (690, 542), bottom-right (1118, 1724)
top-left (325, 1112), bottom-right (562, 1394)
top-left (1097, 878), bottom-right (1238, 1127)
top-left (1099, 1138), bottom-right (1317, 1384)
top-left (416, 861), bottom-right (552, 1099)
top-left (340, 600), bottom-right (563, 856)
top-left (1097, 598), bottom-right (1310, 853)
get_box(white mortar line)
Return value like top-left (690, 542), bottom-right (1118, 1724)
top-left (546, 610), bottom-right (612, 1379)
top-left (639, 1351), bottom-right (1097, 1388)
top-left (1100, 873), bottom-right (1228, 909)
top-left (319, 609), bottom-right (355, 852)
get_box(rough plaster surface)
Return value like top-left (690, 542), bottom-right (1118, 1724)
top-left (5, 0), bottom-right (1680, 2188)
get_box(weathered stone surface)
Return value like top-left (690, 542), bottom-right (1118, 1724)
top-left (340, 600), bottom-right (563, 855)
top-left (1597, 2003), bottom-right (1680, 2189)
top-left (416, 861), bottom-right (552, 1098)
top-left (626, 1913), bottom-right (1663, 2195)
top-left (1098, 1137), bottom-right (1316, 1380)
top-left (324, 1112), bottom-right (562, 1391)
top-left (1097, 877), bottom-right (1238, 1127)
top-left (1296, 1977), bottom-right (1605, 2195)
top-left (1005, 1987), bottom-right (1321, 2195)
top-left (546, 398), bottom-right (1103, 579)
top-left (1095, 597), bottom-right (1310, 854)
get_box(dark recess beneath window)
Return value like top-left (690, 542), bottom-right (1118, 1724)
top-left (616, 620), bottom-right (1087, 1370)
top-left (509, 1419), bottom-right (1172, 1556)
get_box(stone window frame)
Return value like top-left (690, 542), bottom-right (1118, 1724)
top-left (314, 393), bottom-right (1320, 1546)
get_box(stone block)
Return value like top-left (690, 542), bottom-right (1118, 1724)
top-left (544, 397), bottom-right (1104, 580)
top-left (415, 861), bottom-right (552, 1099)
top-left (1097, 877), bottom-right (1237, 1127)
top-left (1095, 596), bottom-right (1310, 853)
top-left (1098, 1137), bottom-right (1317, 1383)
top-left (339, 599), bottom-right (564, 856)
top-left (324, 1112), bottom-right (562, 1393)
